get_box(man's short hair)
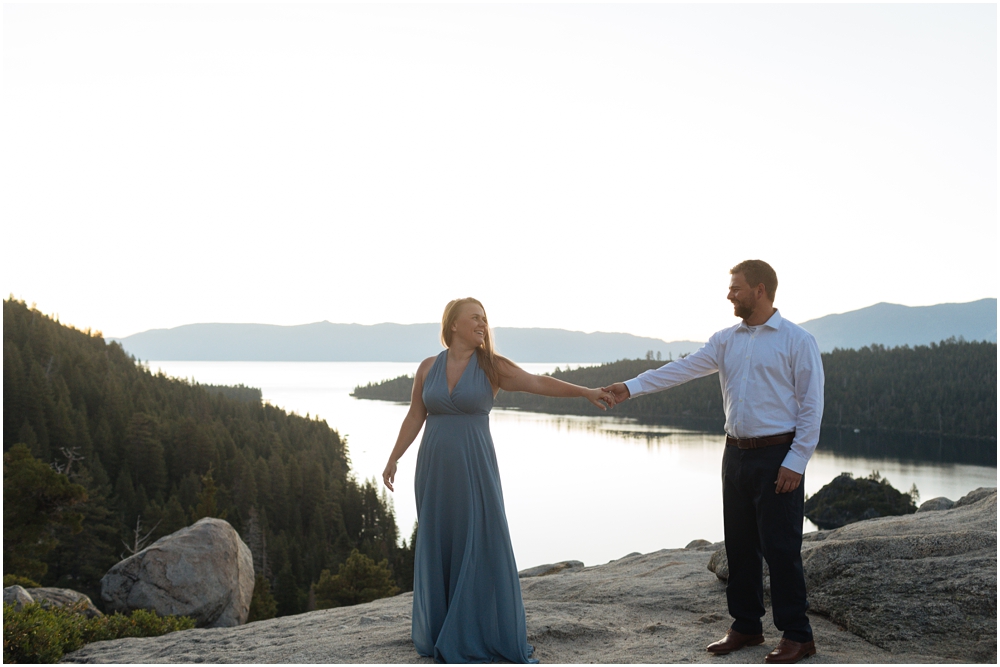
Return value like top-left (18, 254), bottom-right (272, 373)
top-left (731, 260), bottom-right (778, 301)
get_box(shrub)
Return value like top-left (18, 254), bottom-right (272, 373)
top-left (3, 575), bottom-right (40, 588)
top-left (314, 549), bottom-right (400, 609)
top-left (2, 603), bottom-right (194, 664)
top-left (81, 609), bottom-right (193, 643)
top-left (3, 602), bottom-right (83, 663)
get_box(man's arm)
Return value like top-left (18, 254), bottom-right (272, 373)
top-left (605, 337), bottom-right (721, 403)
top-left (781, 333), bottom-right (825, 476)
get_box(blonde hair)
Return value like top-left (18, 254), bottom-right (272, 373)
top-left (440, 297), bottom-right (509, 388)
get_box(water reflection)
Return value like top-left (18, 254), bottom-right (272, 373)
top-left (494, 409), bottom-right (996, 465)
top-left (814, 427), bottom-right (995, 466)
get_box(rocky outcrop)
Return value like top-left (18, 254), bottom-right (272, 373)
top-left (916, 496), bottom-right (954, 512)
top-left (101, 517), bottom-right (254, 628)
top-left (685, 539), bottom-right (713, 549)
top-left (62, 490), bottom-right (997, 664)
top-left (707, 486), bottom-right (997, 662)
top-left (518, 560), bottom-right (584, 578)
top-left (64, 546), bottom-right (901, 664)
top-left (3, 585), bottom-right (103, 617)
top-left (706, 545), bottom-right (771, 586)
top-left (32, 588), bottom-right (104, 618)
top-left (802, 487), bottom-right (996, 662)
top-left (3, 585), bottom-right (34, 611)
top-left (953, 486), bottom-right (995, 508)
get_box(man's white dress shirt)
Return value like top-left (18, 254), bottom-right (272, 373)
top-left (623, 310), bottom-right (824, 474)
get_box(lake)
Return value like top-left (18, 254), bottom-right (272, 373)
top-left (149, 360), bottom-right (997, 571)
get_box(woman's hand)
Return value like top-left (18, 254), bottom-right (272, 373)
top-left (382, 356), bottom-right (434, 493)
top-left (584, 387), bottom-right (615, 410)
top-left (382, 459), bottom-right (397, 492)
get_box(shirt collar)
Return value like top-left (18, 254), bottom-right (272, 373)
top-left (740, 309), bottom-right (783, 331)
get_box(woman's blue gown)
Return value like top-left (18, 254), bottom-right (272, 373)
top-left (411, 350), bottom-right (537, 664)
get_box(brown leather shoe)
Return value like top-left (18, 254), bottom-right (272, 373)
top-left (764, 638), bottom-right (816, 663)
top-left (706, 628), bottom-right (765, 655)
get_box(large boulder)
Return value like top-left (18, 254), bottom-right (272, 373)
top-left (101, 517), bottom-right (254, 628)
top-left (802, 487), bottom-right (996, 662)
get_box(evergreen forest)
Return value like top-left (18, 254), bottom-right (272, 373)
top-left (354, 340), bottom-right (997, 461)
top-left (3, 298), bottom-right (413, 618)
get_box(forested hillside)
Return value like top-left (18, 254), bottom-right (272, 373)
top-left (3, 298), bottom-right (412, 616)
top-left (354, 340), bottom-right (997, 440)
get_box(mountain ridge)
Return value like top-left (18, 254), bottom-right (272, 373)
top-left (110, 298), bottom-right (996, 361)
top-left (800, 298), bottom-right (996, 351)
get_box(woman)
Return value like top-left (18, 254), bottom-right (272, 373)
top-left (382, 298), bottom-right (614, 663)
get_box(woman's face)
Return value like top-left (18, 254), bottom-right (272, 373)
top-left (451, 303), bottom-right (488, 348)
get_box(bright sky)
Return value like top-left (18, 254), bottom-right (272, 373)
top-left (3, 3), bottom-right (996, 342)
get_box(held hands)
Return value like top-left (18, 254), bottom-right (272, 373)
top-left (602, 382), bottom-right (631, 406)
top-left (382, 459), bottom-right (397, 492)
top-left (584, 387), bottom-right (616, 410)
top-left (774, 466), bottom-right (802, 494)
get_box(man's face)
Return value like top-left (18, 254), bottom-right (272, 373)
top-left (727, 272), bottom-right (757, 320)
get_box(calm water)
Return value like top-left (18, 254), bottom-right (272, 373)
top-left (150, 361), bottom-right (997, 571)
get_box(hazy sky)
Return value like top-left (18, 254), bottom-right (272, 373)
top-left (4, 3), bottom-right (996, 342)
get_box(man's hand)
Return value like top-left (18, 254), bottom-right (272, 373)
top-left (774, 466), bottom-right (802, 494)
top-left (602, 383), bottom-right (631, 405)
top-left (582, 387), bottom-right (614, 410)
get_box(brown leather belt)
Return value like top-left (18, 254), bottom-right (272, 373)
top-left (725, 431), bottom-right (795, 450)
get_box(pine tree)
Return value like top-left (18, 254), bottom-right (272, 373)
top-left (190, 465), bottom-right (226, 522)
top-left (313, 549), bottom-right (400, 609)
top-left (4, 444), bottom-right (87, 580)
top-left (247, 575), bottom-right (278, 622)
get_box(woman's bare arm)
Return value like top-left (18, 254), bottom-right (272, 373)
top-left (496, 359), bottom-right (613, 410)
top-left (382, 357), bottom-right (434, 491)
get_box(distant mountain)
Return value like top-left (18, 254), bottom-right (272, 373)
top-left (799, 299), bottom-right (996, 352)
top-left (111, 298), bottom-right (996, 362)
top-left (110, 322), bottom-right (703, 363)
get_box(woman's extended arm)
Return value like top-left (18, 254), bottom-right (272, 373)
top-left (382, 357), bottom-right (434, 491)
top-left (496, 360), bottom-right (614, 410)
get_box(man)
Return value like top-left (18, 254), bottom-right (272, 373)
top-left (604, 260), bottom-right (823, 664)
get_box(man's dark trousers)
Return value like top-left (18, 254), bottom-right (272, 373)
top-left (721, 442), bottom-right (812, 642)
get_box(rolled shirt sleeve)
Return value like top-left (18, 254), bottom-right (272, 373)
top-left (781, 333), bottom-right (825, 474)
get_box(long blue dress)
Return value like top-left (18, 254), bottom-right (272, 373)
top-left (411, 350), bottom-right (537, 664)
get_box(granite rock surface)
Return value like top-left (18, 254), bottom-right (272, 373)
top-left (100, 517), bottom-right (254, 628)
top-left (3, 585), bottom-right (103, 617)
top-left (64, 489), bottom-right (996, 663)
